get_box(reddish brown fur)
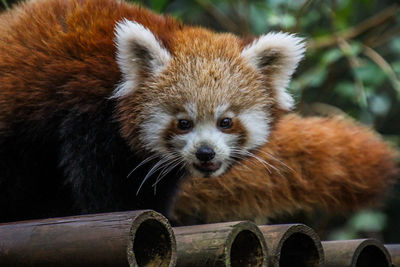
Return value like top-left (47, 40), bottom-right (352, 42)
top-left (171, 114), bottom-right (399, 225)
top-left (0, 0), bottom-right (182, 131)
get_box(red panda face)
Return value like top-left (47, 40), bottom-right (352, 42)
top-left (114, 20), bottom-right (305, 178)
top-left (137, 56), bottom-right (274, 177)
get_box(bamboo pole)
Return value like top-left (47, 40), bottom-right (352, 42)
top-left (0, 210), bottom-right (177, 267)
top-left (259, 224), bottom-right (324, 267)
top-left (173, 221), bottom-right (268, 267)
top-left (384, 244), bottom-right (400, 267)
top-left (323, 239), bottom-right (391, 267)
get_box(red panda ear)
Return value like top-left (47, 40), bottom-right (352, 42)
top-left (113, 19), bottom-right (171, 98)
top-left (241, 32), bottom-right (305, 111)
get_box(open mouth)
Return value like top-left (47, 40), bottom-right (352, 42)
top-left (193, 161), bottom-right (222, 174)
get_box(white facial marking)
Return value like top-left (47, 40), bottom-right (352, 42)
top-left (184, 103), bottom-right (197, 120)
top-left (140, 107), bottom-right (173, 154)
top-left (241, 32), bottom-right (306, 111)
top-left (239, 109), bottom-right (271, 150)
top-left (113, 19), bottom-right (171, 98)
top-left (214, 104), bottom-right (230, 121)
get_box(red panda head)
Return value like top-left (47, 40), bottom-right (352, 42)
top-left (114, 20), bottom-right (305, 178)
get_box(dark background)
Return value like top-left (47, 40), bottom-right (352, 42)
top-left (2, 0), bottom-right (400, 242)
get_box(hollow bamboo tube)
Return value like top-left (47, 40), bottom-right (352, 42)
top-left (323, 239), bottom-right (391, 267)
top-left (259, 224), bottom-right (324, 267)
top-left (385, 244), bottom-right (400, 266)
top-left (0, 210), bottom-right (177, 267)
top-left (173, 221), bottom-right (268, 267)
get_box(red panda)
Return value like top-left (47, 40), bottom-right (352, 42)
top-left (171, 114), bottom-right (399, 225)
top-left (0, 0), bottom-right (305, 222)
top-left (0, 0), bottom-right (397, 225)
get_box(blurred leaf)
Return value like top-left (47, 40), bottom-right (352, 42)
top-left (383, 135), bottom-right (400, 147)
top-left (349, 210), bottom-right (386, 232)
top-left (335, 81), bottom-right (358, 101)
top-left (358, 109), bottom-right (374, 125)
top-left (321, 48), bottom-right (343, 65)
top-left (291, 66), bottom-right (327, 92)
top-left (265, 0), bottom-right (300, 9)
top-left (369, 93), bottom-right (391, 116)
top-left (349, 42), bottom-right (363, 56)
top-left (249, 4), bottom-right (269, 35)
top-left (280, 14), bottom-right (296, 29)
top-left (309, 67), bottom-right (328, 87)
top-left (267, 14), bottom-right (281, 27)
top-left (328, 210), bottom-right (387, 240)
top-left (299, 9), bottom-right (321, 33)
top-left (393, 61), bottom-right (400, 75)
top-left (1, 0), bottom-right (9, 9)
top-left (389, 37), bottom-right (400, 54)
top-left (148, 0), bottom-right (169, 12)
top-left (340, 41), bottom-right (363, 57)
top-left (354, 63), bottom-right (386, 87)
top-left (329, 228), bottom-right (357, 241)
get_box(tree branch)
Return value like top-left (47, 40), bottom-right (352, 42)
top-left (308, 4), bottom-right (399, 50)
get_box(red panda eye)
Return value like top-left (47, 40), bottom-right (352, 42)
top-left (177, 119), bottom-right (193, 131)
top-left (219, 118), bottom-right (233, 129)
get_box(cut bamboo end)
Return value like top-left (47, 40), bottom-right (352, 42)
top-left (128, 210), bottom-right (177, 267)
top-left (0, 210), bottom-right (177, 267)
top-left (259, 224), bottom-right (324, 267)
top-left (323, 239), bottom-right (391, 267)
top-left (174, 221), bottom-right (268, 267)
top-left (385, 244), bottom-right (400, 267)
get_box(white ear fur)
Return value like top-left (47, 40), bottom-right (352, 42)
top-left (241, 32), bottom-right (305, 111)
top-left (113, 19), bottom-right (171, 98)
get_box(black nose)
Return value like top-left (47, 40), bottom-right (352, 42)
top-left (195, 146), bottom-right (215, 162)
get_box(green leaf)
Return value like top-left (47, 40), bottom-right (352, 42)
top-left (354, 63), bottom-right (386, 87)
top-left (149, 0), bottom-right (169, 12)
top-left (321, 48), bottom-right (343, 65)
top-left (358, 109), bottom-right (374, 125)
top-left (309, 67), bottom-right (328, 87)
top-left (369, 93), bottom-right (391, 116)
top-left (249, 4), bottom-right (269, 35)
top-left (349, 210), bottom-right (386, 232)
top-left (292, 66), bottom-right (328, 91)
top-left (340, 41), bottom-right (362, 57)
top-left (392, 61), bottom-right (400, 75)
top-left (281, 14), bottom-right (296, 29)
top-left (389, 37), bottom-right (400, 54)
top-left (1, 0), bottom-right (9, 9)
top-left (328, 228), bottom-right (358, 241)
top-left (334, 81), bottom-right (358, 101)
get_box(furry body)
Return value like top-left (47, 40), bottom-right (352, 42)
top-left (171, 114), bottom-right (398, 225)
top-left (0, 0), bottom-right (187, 222)
top-left (0, 0), bottom-right (306, 222)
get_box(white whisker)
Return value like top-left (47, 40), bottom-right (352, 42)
top-left (253, 148), bottom-right (295, 173)
top-left (231, 147), bottom-right (282, 175)
top-left (136, 157), bottom-right (171, 195)
top-left (153, 158), bottom-right (184, 194)
top-left (127, 154), bottom-right (159, 178)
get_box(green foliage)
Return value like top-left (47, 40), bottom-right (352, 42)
top-left (328, 210), bottom-right (387, 240)
top-left (1, 0), bottom-right (9, 10)
top-left (153, 0), bottom-right (169, 11)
